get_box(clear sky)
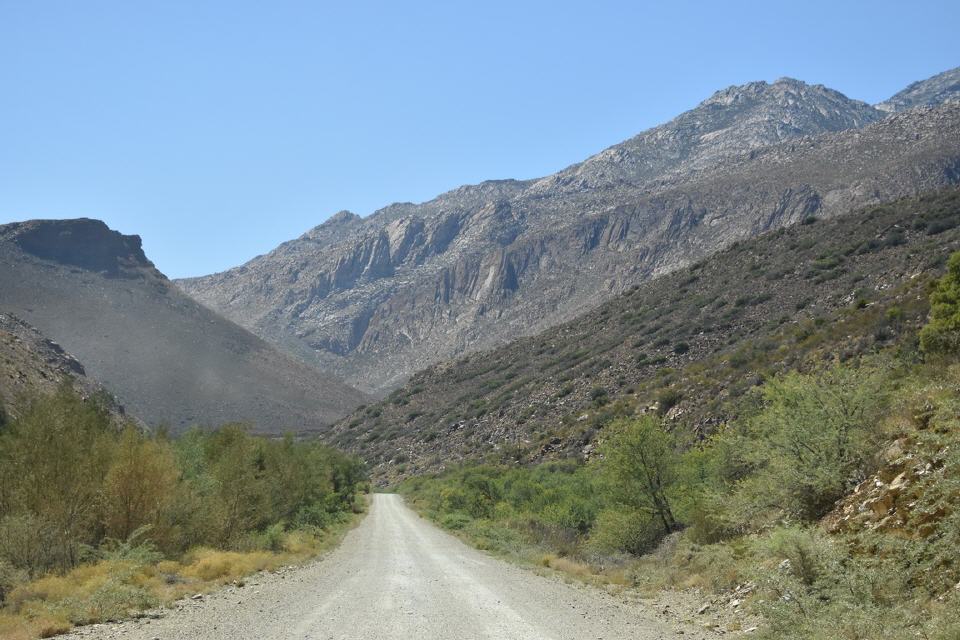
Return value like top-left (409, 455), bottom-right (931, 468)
top-left (1, 1), bottom-right (957, 278)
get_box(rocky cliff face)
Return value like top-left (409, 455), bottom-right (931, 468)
top-left (877, 65), bottom-right (960, 112)
top-left (0, 220), bottom-right (369, 432)
top-left (179, 76), bottom-right (960, 395)
top-left (4, 218), bottom-right (156, 278)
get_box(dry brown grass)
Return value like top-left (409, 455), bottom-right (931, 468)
top-left (0, 510), bottom-right (367, 639)
top-left (178, 549), bottom-right (280, 583)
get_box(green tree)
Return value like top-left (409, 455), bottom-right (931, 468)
top-left (920, 251), bottom-right (960, 355)
top-left (599, 416), bottom-right (679, 536)
top-left (0, 386), bottom-right (117, 571)
top-left (732, 365), bottom-right (887, 523)
top-left (101, 429), bottom-right (178, 544)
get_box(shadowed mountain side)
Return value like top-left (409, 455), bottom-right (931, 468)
top-left (0, 219), bottom-right (369, 433)
top-left (0, 312), bottom-right (132, 424)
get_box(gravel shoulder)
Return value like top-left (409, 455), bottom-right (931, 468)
top-left (62, 494), bottom-right (711, 640)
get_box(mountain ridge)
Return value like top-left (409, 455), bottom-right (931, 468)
top-left (179, 72), bottom-right (960, 394)
top-left (877, 65), bottom-right (960, 112)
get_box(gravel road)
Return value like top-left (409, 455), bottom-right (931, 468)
top-left (65, 494), bottom-right (700, 639)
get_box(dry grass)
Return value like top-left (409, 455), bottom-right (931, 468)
top-left (0, 612), bottom-right (68, 640)
top-left (0, 509), bottom-right (367, 639)
top-left (533, 553), bottom-right (630, 589)
top-left (178, 549), bottom-right (280, 583)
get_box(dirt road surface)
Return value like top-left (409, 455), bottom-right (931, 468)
top-left (64, 494), bottom-right (703, 639)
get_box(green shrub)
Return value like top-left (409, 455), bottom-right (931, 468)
top-left (0, 559), bottom-right (25, 604)
top-left (599, 417), bottom-right (679, 535)
top-left (588, 508), bottom-right (662, 555)
top-left (655, 388), bottom-right (682, 415)
top-left (0, 388), bottom-right (366, 580)
top-left (439, 512), bottom-right (472, 530)
top-left (723, 365), bottom-right (889, 524)
top-left (920, 251), bottom-right (960, 355)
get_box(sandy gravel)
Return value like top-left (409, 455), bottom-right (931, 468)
top-left (63, 494), bottom-right (706, 639)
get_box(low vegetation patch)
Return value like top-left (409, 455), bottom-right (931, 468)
top-left (0, 391), bottom-right (367, 638)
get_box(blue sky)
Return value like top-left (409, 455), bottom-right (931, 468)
top-left (1, 1), bottom-right (957, 278)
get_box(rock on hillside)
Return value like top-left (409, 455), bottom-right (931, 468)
top-left (877, 65), bottom-right (960, 112)
top-left (0, 219), bottom-right (369, 433)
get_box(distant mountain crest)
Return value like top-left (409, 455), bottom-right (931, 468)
top-left (877, 66), bottom-right (960, 112)
top-left (533, 76), bottom-right (883, 196)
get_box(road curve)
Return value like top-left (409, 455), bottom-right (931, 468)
top-left (66, 494), bottom-right (693, 639)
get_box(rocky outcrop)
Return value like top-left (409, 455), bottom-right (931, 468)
top-left (825, 435), bottom-right (953, 541)
top-left (1, 218), bottom-right (157, 278)
top-left (179, 76), bottom-right (960, 395)
top-left (876, 65), bottom-right (960, 113)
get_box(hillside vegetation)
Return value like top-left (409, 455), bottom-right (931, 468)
top-left (400, 251), bottom-right (960, 639)
top-left (0, 388), bottom-right (366, 639)
top-left (334, 189), bottom-right (960, 480)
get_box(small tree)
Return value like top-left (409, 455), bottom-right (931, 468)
top-left (735, 366), bottom-right (887, 522)
top-left (0, 386), bottom-right (117, 570)
top-left (599, 416), bottom-right (679, 537)
top-left (102, 429), bottom-right (178, 543)
top-left (920, 251), bottom-right (960, 356)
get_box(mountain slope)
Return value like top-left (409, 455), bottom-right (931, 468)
top-left (0, 219), bottom-right (369, 432)
top-left (0, 312), bottom-right (127, 423)
top-left (181, 91), bottom-right (960, 394)
top-left (327, 189), bottom-right (960, 480)
top-left (877, 65), bottom-right (960, 112)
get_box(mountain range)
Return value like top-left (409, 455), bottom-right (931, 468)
top-left (2, 66), bottom-right (958, 436)
top-left (178, 67), bottom-right (960, 396)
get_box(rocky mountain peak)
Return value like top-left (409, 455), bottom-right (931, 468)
top-left (877, 65), bottom-right (960, 112)
top-left (531, 76), bottom-right (882, 197)
top-left (699, 77), bottom-right (863, 110)
top-left (703, 77), bottom-right (813, 105)
top-left (0, 218), bottom-right (156, 278)
top-left (296, 209), bottom-right (364, 247)
top-left (308, 210), bottom-right (360, 232)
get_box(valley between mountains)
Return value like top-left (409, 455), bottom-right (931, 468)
top-left (2, 66), bottom-right (960, 640)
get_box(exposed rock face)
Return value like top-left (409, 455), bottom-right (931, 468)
top-left (876, 65), bottom-right (960, 112)
top-left (179, 77), bottom-right (960, 395)
top-left (0, 221), bottom-right (369, 432)
top-left (533, 77), bottom-right (883, 195)
top-left (5, 218), bottom-right (156, 278)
